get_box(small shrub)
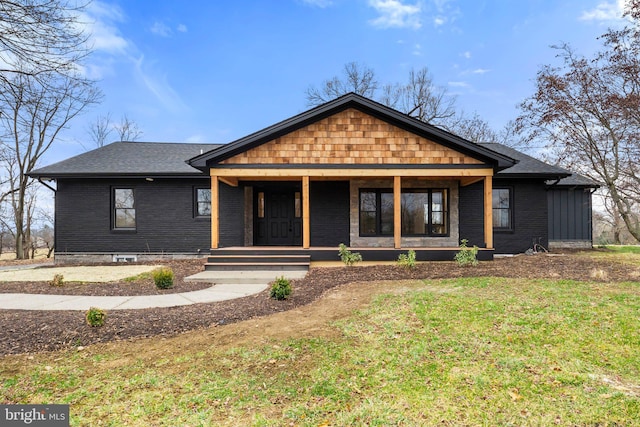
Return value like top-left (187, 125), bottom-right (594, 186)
top-left (454, 239), bottom-right (478, 267)
top-left (86, 307), bottom-right (106, 327)
top-left (397, 250), bottom-right (417, 269)
top-left (270, 276), bottom-right (292, 300)
top-left (338, 243), bottom-right (363, 266)
top-left (49, 274), bottom-right (64, 287)
top-left (153, 267), bottom-right (174, 289)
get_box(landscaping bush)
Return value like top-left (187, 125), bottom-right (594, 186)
top-left (270, 276), bottom-right (292, 300)
top-left (397, 250), bottom-right (417, 269)
top-left (86, 307), bottom-right (106, 327)
top-left (153, 267), bottom-right (174, 289)
top-left (338, 243), bottom-right (363, 266)
top-left (454, 239), bottom-right (478, 267)
top-left (49, 274), bottom-right (64, 287)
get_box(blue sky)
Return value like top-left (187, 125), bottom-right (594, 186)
top-left (47, 0), bottom-right (629, 163)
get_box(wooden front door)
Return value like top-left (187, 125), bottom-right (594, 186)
top-left (255, 189), bottom-right (302, 246)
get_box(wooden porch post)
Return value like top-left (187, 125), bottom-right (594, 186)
top-left (484, 175), bottom-right (493, 249)
top-left (302, 176), bottom-right (310, 249)
top-left (394, 176), bottom-right (401, 249)
top-left (211, 175), bottom-right (219, 249)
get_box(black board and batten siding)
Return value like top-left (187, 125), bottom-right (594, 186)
top-left (547, 187), bottom-right (593, 243)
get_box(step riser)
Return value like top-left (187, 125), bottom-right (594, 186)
top-left (207, 256), bottom-right (310, 264)
top-left (204, 264), bottom-right (309, 272)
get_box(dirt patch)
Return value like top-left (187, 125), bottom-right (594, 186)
top-left (0, 265), bottom-right (164, 283)
top-left (0, 252), bottom-right (638, 356)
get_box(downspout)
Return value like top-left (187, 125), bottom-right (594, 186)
top-left (37, 178), bottom-right (57, 258)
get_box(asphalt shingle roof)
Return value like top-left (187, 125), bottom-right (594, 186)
top-left (29, 142), bottom-right (221, 177)
top-left (478, 143), bottom-right (571, 178)
top-left (553, 173), bottom-right (600, 188)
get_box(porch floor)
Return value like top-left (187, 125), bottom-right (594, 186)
top-left (211, 246), bottom-right (493, 262)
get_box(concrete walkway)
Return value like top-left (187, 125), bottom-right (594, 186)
top-left (0, 268), bottom-right (309, 311)
top-left (0, 283), bottom-right (269, 311)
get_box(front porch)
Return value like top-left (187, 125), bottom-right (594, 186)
top-left (188, 96), bottom-right (520, 259)
top-left (205, 246), bottom-right (494, 271)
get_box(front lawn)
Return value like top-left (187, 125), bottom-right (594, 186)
top-left (1, 273), bottom-right (639, 425)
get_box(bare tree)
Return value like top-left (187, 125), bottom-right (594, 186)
top-left (86, 113), bottom-right (144, 148)
top-left (517, 0), bottom-right (640, 242)
top-left (87, 113), bottom-right (113, 148)
top-left (114, 114), bottom-right (143, 141)
top-left (0, 0), bottom-right (91, 86)
top-left (396, 68), bottom-right (457, 126)
top-left (306, 62), bottom-right (378, 106)
top-left (306, 63), bottom-right (481, 135)
top-left (0, 70), bottom-right (101, 258)
top-left (446, 111), bottom-right (499, 143)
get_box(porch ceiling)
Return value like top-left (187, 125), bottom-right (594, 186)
top-left (210, 167), bottom-right (494, 179)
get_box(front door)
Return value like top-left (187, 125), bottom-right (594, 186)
top-left (255, 188), bottom-right (302, 246)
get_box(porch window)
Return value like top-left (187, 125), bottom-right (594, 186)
top-left (113, 188), bottom-right (135, 230)
top-left (493, 188), bottom-right (512, 230)
top-left (359, 190), bottom-right (393, 236)
top-left (359, 188), bottom-right (448, 237)
top-left (401, 189), bottom-right (449, 236)
top-left (195, 188), bottom-right (211, 217)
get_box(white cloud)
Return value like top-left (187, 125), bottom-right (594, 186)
top-left (472, 68), bottom-right (490, 74)
top-left (150, 21), bottom-right (172, 37)
top-left (448, 81), bottom-right (470, 88)
top-left (412, 43), bottom-right (422, 56)
top-left (185, 134), bottom-right (208, 143)
top-left (83, 1), bottom-right (129, 54)
top-left (150, 21), bottom-right (188, 37)
top-left (579, 0), bottom-right (627, 21)
top-left (462, 51), bottom-right (471, 59)
top-left (133, 55), bottom-right (189, 114)
top-left (301, 0), bottom-right (333, 7)
top-left (368, 0), bottom-right (422, 29)
top-left (433, 16), bottom-right (445, 26)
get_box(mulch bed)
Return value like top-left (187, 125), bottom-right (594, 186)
top-left (0, 251), bottom-right (638, 356)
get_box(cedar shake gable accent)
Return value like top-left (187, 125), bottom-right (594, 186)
top-left (220, 109), bottom-right (484, 166)
top-left (188, 93), bottom-right (517, 170)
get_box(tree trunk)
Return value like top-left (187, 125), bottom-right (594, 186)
top-left (609, 185), bottom-right (640, 243)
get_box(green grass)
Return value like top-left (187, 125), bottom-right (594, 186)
top-left (123, 271), bottom-right (154, 282)
top-left (598, 245), bottom-right (640, 254)
top-left (2, 277), bottom-right (640, 426)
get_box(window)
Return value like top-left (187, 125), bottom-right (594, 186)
top-left (294, 191), bottom-right (301, 218)
top-left (493, 188), bottom-right (512, 230)
top-left (359, 188), bottom-right (448, 237)
top-left (195, 188), bottom-right (211, 217)
top-left (257, 191), bottom-right (265, 218)
top-left (401, 189), bottom-right (448, 236)
top-left (359, 190), bottom-right (393, 236)
top-left (113, 188), bottom-right (135, 229)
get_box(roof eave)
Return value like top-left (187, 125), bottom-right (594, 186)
top-left (27, 172), bottom-right (207, 180)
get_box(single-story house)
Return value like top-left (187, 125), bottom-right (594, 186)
top-left (29, 93), bottom-right (598, 265)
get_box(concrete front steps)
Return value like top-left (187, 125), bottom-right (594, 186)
top-left (185, 249), bottom-right (310, 284)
